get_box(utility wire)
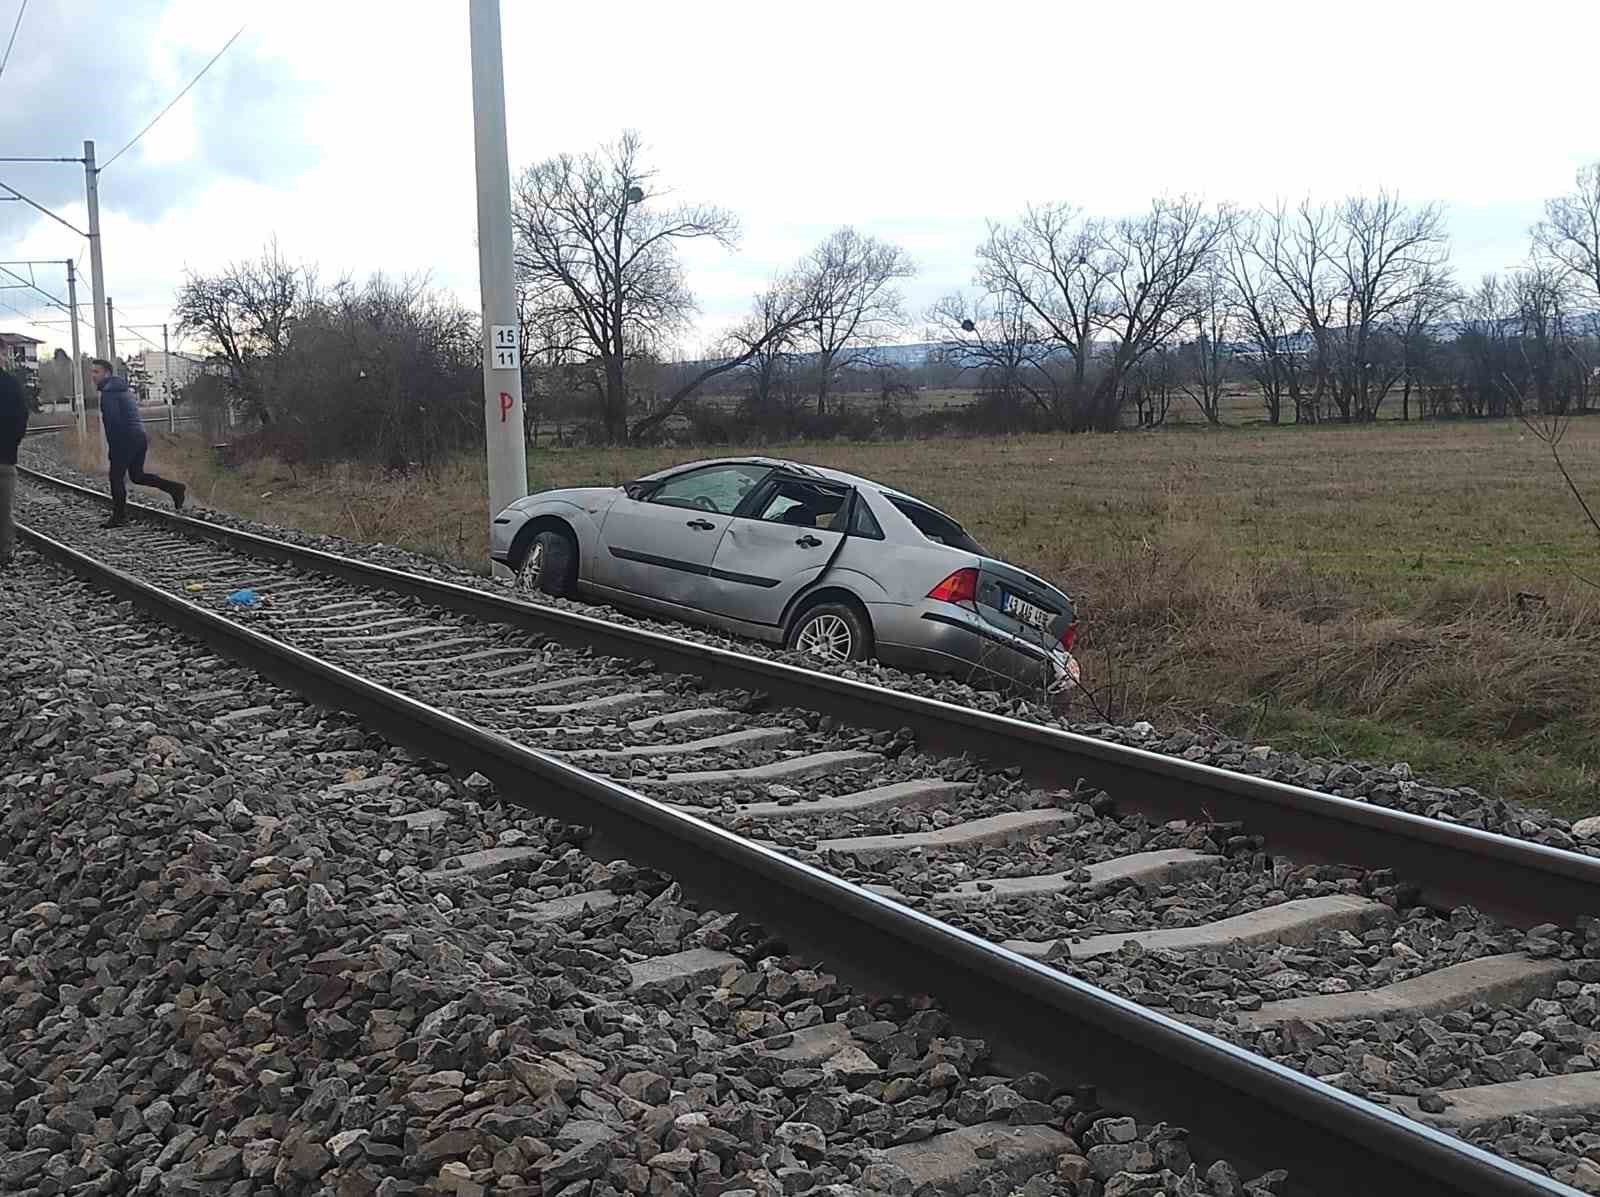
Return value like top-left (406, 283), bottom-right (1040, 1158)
top-left (0, 178), bottom-right (89, 237)
top-left (0, 0), bottom-right (26, 88)
top-left (0, 262), bottom-right (70, 313)
top-left (100, 23), bottom-right (246, 172)
top-left (0, 295), bottom-right (44, 323)
top-left (114, 323), bottom-right (162, 351)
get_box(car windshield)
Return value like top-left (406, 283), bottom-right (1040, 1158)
top-left (886, 495), bottom-right (986, 554)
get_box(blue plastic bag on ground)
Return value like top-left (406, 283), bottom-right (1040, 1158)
top-left (225, 588), bottom-right (258, 607)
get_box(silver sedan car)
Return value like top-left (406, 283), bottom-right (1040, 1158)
top-left (489, 456), bottom-right (1080, 692)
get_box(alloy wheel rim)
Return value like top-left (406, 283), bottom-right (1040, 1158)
top-left (797, 613), bottom-right (852, 660)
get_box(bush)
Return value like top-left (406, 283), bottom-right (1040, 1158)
top-left (177, 270), bottom-right (482, 471)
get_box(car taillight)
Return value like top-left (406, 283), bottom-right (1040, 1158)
top-left (927, 568), bottom-right (979, 605)
top-left (1059, 621), bottom-right (1078, 652)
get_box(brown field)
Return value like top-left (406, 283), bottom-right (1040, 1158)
top-left (56, 413), bottom-right (1600, 818)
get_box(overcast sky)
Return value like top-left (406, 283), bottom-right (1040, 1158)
top-left (3, 0), bottom-right (1599, 359)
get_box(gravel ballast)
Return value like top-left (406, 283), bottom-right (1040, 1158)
top-left (2, 547), bottom-right (1290, 1196)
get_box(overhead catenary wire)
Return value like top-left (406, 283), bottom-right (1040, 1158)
top-left (0, 294), bottom-right (47, 324)
top-left (116, 324), bottom-right (162, 351)
top-left (0, 0), bottom-right (26, 88)
top-left (0, 178), bottom-right (89, 237)
top-left (0, 262), bottom-right (76, 315)
top-left (99, 23), bottom-right (246, 172)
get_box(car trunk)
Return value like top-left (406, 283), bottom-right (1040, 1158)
top-left (973, 560), bottom-right (1074, 659)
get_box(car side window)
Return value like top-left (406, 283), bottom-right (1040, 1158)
top-left (756, 479), bottom-right (849, 530)
top-left (849, 496), bottom-right (885, 539)
top-left (887, 496), bottom-right (985, 553)
top-left (650, 465), bottom-right (771, 514)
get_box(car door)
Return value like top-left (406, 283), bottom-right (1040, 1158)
top-left (700, 474), bottom-right (853, 627)
top-left (592, 462), bottom-right (773, 608)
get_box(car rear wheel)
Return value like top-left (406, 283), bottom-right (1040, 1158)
top-left (518, 529), bottom-right (576, 598)
top-left (788, 602), bottom-right (871, 663)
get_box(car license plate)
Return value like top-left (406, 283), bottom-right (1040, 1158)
top-left (1003, 591), bottom-right (1051, 631)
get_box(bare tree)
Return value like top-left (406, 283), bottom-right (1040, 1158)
top-left (795, 227), bottom-right (915, 417)
top-left (175, 254), bottom-right (485, 467)
top-left (1122, 346), bottom-right (1178, 428)
top-left (976, 198), bottom-right (1230, 431)
top-left (974, 204), bottom-right (1106, 428)
top-left (1392, 283), bottom-right (1456, 421)
top-left (733, 279), bottom-right (808, 421)
top-left (1509, 261), bottom-right (1583, 415)
top-left (1328, 193), bottom-right (1453, 420)
top-left (1453, 274), bottom-right (1517, 418)
top-left (628, 275), bottom-right (815, 442)
top-left (1261, 194), bottom-right (1450, 422)
top-left (1174, 261), bottom-right (1232, 424)
top-left (1222, 214), bottom-right (1308, 424)
top-left (281, 273), bottom-right (481, 470)
top-left (1534, 163), bottom-right (1600, 304)
top-left (174, 239), bottom-right (316, 425)
top-left (1094, 199), bottom-right (1236, 427)
top-left (511, 131), bottom-right (740, 442)
top-left (927, 289), bottom-right (1062, 427)
top-left (1259, 200), bottom-right (1344, 422)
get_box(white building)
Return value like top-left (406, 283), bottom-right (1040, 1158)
top-left (2, 332), bottom-right (43, 401)
top-left (2, 330), bottom-right (42, 371)
top-left (135, 349), bottom-right (205, 403)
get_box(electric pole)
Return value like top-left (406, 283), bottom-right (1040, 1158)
top-left (66, 260), bottom-right (86, 437)
top-left (163, 323), bottom-right (173, 432)
top-left (106, 296), bottom-right (117, 367)
top-left (83, 140), bottom-right (109, 359)
top-left (468, 0), bottom-right (528, 578)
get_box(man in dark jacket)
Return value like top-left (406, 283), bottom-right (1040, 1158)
top-left (0, 365), bottom-right (27, 565)
top-left (92, 358), bottom-right (185, 527)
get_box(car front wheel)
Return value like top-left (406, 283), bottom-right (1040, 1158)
top-left (518, 529), bottom-right (576, 597)
top-left (787, 602), bottom-right (872, 663)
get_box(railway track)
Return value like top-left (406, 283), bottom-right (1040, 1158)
top-left (11, 462), bottom-right (1600, 1196)
top-left (24, 413), bottom-right (200, 436)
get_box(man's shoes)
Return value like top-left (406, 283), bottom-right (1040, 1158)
top-left (102, 516), bottom-right (128, 529)
top-left (172, 483), bottom-right (187, 511)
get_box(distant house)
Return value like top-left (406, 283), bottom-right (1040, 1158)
top-left (2, 330), bottom-right (42, 372)
top-left (130, 349), bottom-right (206, 403)
top-left (2, 332), bottom-right (43, 402)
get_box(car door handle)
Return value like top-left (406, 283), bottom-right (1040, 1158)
top-left (795, 534), bottom-right (823, 548)
top-left (686, 518), bottom-right (716, 531)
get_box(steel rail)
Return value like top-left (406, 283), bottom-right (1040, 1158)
top-left (13, 516), bottom-right (1576, 1197)
top-left (23, 415), bottom-right (199, 435)
top-left (16, 463), bottom-right (1600, 929)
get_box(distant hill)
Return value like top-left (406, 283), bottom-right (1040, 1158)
top-left (676, 312), bottom-right (1600, 372)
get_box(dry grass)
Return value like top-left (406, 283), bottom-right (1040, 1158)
top-left (59, 415), bottom-right (1600, 817)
